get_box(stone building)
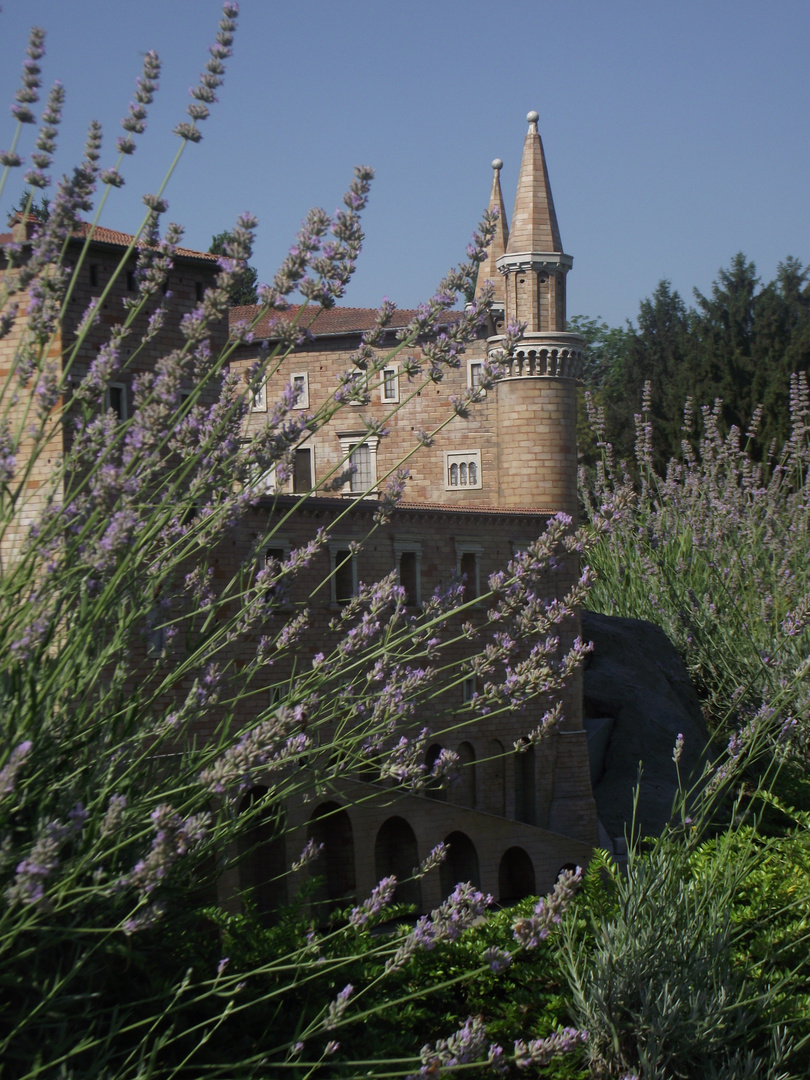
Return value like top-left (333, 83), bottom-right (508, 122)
top-left (224, 111), bottom-right (597, 914)
top-left (0, 111), bottom-right (598, 915)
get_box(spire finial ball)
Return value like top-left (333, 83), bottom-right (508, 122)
top-left (527, 110), bottom-right (539, 123)
top-left (491, 158), bottom-right (503, 171)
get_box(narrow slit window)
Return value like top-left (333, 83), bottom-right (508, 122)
top-left (293, 447), bottom-right (312, 493)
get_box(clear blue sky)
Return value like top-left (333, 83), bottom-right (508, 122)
top-left (2, 0), bottom-right (808, 328)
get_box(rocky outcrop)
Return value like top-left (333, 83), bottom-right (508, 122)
top-left (582, 610), bottom-right (710, 842)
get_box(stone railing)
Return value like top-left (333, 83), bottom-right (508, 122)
top-left (487, 331), bottom-right (585, 381)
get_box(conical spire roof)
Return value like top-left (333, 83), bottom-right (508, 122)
top-left (506, 111), bottom-right (562, 254)
top-left (474, 159), bottom-right (509, 306)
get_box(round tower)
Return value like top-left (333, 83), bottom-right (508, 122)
top-left (489, 111), bottom-right (584, 518)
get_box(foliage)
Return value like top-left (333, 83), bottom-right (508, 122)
top-left (0, 9), bottom-right (599, 1077)
top-left (580, 374), bottom-right (810, 756)
top-left (209, 227), bottom-right (259, 305)
top-left (573, 256), bottom-right (810, 467)
top-left (559, 809), bottom-right (807, 1079)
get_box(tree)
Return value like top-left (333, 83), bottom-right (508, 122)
top-left (209, 228), bottom-right (259, 305)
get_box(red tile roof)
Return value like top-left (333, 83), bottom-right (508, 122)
top-left (229, 303), bottom-right (463, 339)
top-left (0, 217), bottom-right (217, 262)
top-left (72, 223), bottom-right (218, 262)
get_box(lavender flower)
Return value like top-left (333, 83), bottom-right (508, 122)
top-left (512, 867), bottom-right (582, 948)
top-left (0, 741), bottom-right (33, 797)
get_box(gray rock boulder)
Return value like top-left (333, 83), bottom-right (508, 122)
top-left (582, 610), bottom-right (710, 842)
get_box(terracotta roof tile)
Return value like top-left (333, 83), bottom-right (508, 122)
top-left (229, 303), bottom-right (462, 340)
top-left (72, 222), bottom-right (218, 261)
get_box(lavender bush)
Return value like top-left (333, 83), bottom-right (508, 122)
top-left (569, 383), bottom-right (810, 1078)
top-left (0, 9), bottom-right (596, 1076)
top-left (581, 377), bottom-right (810, 762)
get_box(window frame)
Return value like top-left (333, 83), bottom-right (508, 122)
top-left (393, 540), bottom-right (422, 607)
top-left (104, 382), bottom-right (128, 422)
top-left (327, 539), bottom-right (358, 605)
top-left (468, 359), bottom-right (486, 397)
top-left (337, 432), bottom-right (380, 497)
top-left (445, 450), bottom-right (482, 491)
top-left (291, 371), bottom-right (309, 410)
top-left (380, 364), bottom-right (400, 404)
top-left (455, 540), bottom-right (484, 604)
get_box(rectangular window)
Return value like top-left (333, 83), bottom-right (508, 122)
top-left (456, 541), bottom-right (484, 605)
top-left (395, 547), bottom-right (422, 607)
top-left (445, 450), bottom-right (482, 490)
top-left (264, 545), bottom-right (288, 601)
top-left (105, 383), bottom-right (127, 422)
top-left (338, 432), bottom-right (379, 496)
top-left (293, 447), bottom-right (313, 493)
top-left (126, 269), bottom-right (136, 291)
top-left (350, 443), bottom-right (372, 492)
top-left (381, 366), bottom-right (399, 403)
top-left (331, 546), bottom-right (357, 605)
top-left (195, 280), bottom-right (204, 302)
top-left (468, 360), bottom-right (485, 396)
top-left (89, 264), bottom-right (98, 288)
top-left (253, 379), bottom-right (267, 412)
top-left (291, 372), bottom-right (309, 409)
top-left (460, 551), bottom-right (478, 602)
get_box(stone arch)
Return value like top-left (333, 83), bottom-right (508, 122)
top-left (425, 743), bottom-right (446, 801)
top-left (484, 738), bottom-right (505, 815)
top-left (307, 801), bottom-right (356, 917)
top-left (456, 741), bottom-right (476, 808)
top-left (375, 816), bottom-right (422, 910)
top-left (440, 831), bottom-right (481, 897)
top-left (238, 786), bottom-right (287, 920)
top-left (515, 743), bottom-right (536, 825)
top-left (498, 846), bottom-right (536, 905)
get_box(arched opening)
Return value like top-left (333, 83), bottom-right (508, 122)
top-left (238, 787), bottom-right (287, 920)
top-left (456, 741), bottom-right (476, 808)
top-left (485, 738), bottom-right (505, 815)
top-left (307, 802), bottom-right (356, 918)
top-left (425, 744), bottom-right (446, 802)
top-left (375, 816), bottom-right (422, 911)
top-left (515, 743), bottom-right (536, 825)
top-left (440, 831), bottom-right (481, 897)
top-left (498, 847), bottom-right (536, 905)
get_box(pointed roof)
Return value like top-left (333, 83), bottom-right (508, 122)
top-left (474, 158), bottom-right (509, 305)
top-left (506, 111), bottom-right (562, 254)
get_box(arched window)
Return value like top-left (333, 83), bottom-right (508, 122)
top-left (449, 462), bottom-right (459, 486)
top-left (459, 462), bottom-right (468, 486)
top-left (468, 460), bottom-right (478, 486)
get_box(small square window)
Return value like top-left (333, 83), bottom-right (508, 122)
top-left (381, 366), bottom-right (399, 403)
top-left (445, 450), bottom-right (482, 490)
top-left (291, 372), bottom-right (309, 409)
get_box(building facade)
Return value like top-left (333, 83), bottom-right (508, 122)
top-left (1, 112), bottom-right (598, 915)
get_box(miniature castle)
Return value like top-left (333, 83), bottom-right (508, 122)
top-left (1, 112), bottom-right (598, 915)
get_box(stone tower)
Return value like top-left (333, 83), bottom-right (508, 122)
top-left (488, 111), bottom-right (585, 517)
